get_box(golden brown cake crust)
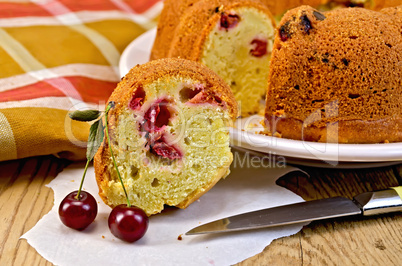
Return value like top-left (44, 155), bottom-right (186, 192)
top-left (150, 0), bottom-right (196, 60)
top-left (266, 115), bottom-right (402, 143)
top-left (94, 58), bottom-right (237, 214)
top-left (264, 5), bottom-right (402, 144)
top-left (150, 0), bottom-right (275, 61)
top-left (259, 0), bottom-right (402, 16)
top-left (259, 0), bottom-right (325, 16)
top-left (150, 0), bottom-right (402, 61)
top-left (171, 0), bottom-right (276, 60)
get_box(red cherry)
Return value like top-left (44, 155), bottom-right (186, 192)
top-left (279, 24), bottom-right (291, 42)
top-left (220, 12), bottom-right (240, 29)
top-left (59, 191), bottom-right (98, 231)
top-left (141, 99), bottom-right (172, 132)
top-left (151, 141), bottom-right (182, 160)
top-left (108, 204), bottom-right (149, 242)
top-left (250, 39), bottom-right (268, 57)
top-left (129, 86), bottom-right (146, 110)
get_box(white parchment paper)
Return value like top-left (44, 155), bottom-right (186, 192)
top-left (22, 151), bottom-right (306, 265)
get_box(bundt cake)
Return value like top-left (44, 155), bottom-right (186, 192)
top-left (323, 0), bottom-right (402, 12)
top-left (264, 5), bottom-right (402, 144)
top-left (94, 58), bottom-right (238, 216)
top-left (151, 0), bottom-right (276, 116)
top-left (260, 0), bottom-right (402, 19)
top-left (260, 0), bottom-right (326, 18)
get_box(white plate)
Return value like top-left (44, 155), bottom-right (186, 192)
top-left (119, 29), bottom-right (402, 167)
top-left (231, 115), bottom-right (402, 168)
top-left (119, 28), bottom-right (157, 77)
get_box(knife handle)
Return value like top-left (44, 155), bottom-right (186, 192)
top-left (353, 187), bottom-right (402, 216)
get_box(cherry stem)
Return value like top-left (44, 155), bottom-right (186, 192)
top-left (104, 102), bottom-right (131, 207)
top-left (75, 159), bottom-right (90, 200)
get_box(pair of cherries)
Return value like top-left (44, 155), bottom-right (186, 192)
top-left (58, 102), bottom-right (148, 243)
top-left (59, 191), bottom-right (148, 243)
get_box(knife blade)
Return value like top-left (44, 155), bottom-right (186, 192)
top-left (186, 187), bottom-right (402, 235)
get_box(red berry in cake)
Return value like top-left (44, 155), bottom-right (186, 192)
top-left (188, 90), bottom-right (210, 104)
top-left (136, 98), bottom-right (183, 160)
top-left (129, 87), bottom-right (146, 110)
top-left (184, 89), bottom-right (224, 106)
top-left (300, 14), bottom-right (312, 34)
top-left (129, 98), bottom-right (143, 110)
top-left (108, 204), bottom-right (149, 243)
top-left (151, 141), bottom-right (182, 160)
top-left (250, 38), bottom-right (268, 57)
top-left (59, 191), bottom-right (98, 231)
top-left (220, 12), bottom-right (240, 30)
top-left (143, 103), bottom-right (160, 131)
top-left (279, 22), bottom-right (291, 42)
top-left (141, 99), bottom-right (173, 132)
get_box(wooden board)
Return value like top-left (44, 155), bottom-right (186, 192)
top-left (0, 156), bottom-right (401, 265)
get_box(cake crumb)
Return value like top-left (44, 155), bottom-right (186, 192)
top-left (245, 123), bottom-right (258, 130)
top-left (177, 234), bottom-right (183, 241)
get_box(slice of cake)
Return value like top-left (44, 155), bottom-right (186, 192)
top-left (151, 0), bottom-right (276, 116)
top-left (264, 5), bottom-right (402, 143)
top-left (94, 58), bottom-right (238, 215)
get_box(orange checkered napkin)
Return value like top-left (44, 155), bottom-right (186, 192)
top-left (0, 0), bottom-right (162, 161)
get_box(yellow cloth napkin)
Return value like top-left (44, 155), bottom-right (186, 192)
top-left (0, 0), bottom-right (162, 161)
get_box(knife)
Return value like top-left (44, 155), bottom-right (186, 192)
top-left (186, 187), bottom-right (402, 235)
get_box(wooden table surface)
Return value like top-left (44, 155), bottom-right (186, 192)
top-left (0, 155), bottom-right (401, 265)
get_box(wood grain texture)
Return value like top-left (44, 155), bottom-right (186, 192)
top-left (239, 164), bottom-right (402, 265)
top-left (0, 156), bottom-right (401, 265)
top-left (0, 156), bottom-right (67, 266)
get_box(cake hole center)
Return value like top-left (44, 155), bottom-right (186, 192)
top-left (151, 178), bottom-right (160, 187)
top-left (180, 87), bottom-right (203, 102)
top-left (130, 166), bottom-right (140, 180)
top-left (348, 93), bottom-right (361, 99)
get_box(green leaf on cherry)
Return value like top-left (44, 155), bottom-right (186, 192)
top-left (86, 119), bottom-right (104, 161)
top-left (69, 110), bottom-right (101, 122)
